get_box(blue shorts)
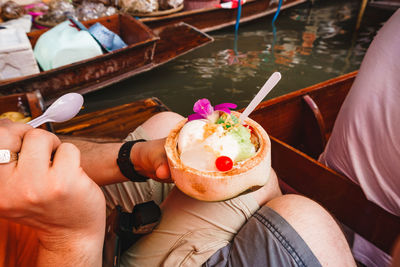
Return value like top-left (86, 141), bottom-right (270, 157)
top-left (204, 206), bottom-right (322, 267)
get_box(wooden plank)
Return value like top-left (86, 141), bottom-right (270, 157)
top-left (53, 97), bottom-right (170, 139)
top-left (369, 0), bottom-right (400, 9)
top-left (25, 91), bottom-right (45, 119)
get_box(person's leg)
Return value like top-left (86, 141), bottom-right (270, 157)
top-left (120, 169), bottom-right (282, 267)
top-left (137, 111), bottom-right (184, 140)
top-left (107, 111), bottom-right (283, 266)
top-left (206, 194), bottom-right (355, 267)
top-left (266, 194), bottom-right (355, 266)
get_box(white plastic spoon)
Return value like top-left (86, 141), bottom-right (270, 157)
top-left (239, 72), bottom-right (281, 122)
top-left (27, 93), bottom-right (84, 128)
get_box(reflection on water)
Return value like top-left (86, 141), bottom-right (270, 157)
top-left (83, 0), bottom-right (394, 115)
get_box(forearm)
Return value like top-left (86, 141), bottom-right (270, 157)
top-left (37, 231), bottom-right (104, 267)
top-left (61, 136), bottom-right (172, 184)
top-left (61, 138), bottom-right (127, 186)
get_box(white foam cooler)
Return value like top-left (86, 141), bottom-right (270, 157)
top-left (0, 28), bottom-right (39, 81)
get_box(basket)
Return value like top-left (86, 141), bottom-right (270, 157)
top-left (130, 4), bottom-right (183, 17)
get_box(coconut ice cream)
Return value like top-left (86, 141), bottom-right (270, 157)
top-left (165, 99), bottom-right (271, 201)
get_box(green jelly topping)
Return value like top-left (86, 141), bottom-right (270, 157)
top-left (215, 112), bottom-right (256, 162)
top-left (229, 125), bottom-right (256, 161)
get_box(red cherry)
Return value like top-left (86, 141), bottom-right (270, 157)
top-left (215, 156), bottom-right (233, 171)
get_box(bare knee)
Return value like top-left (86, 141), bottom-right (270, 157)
top-left (266, 194), bottom-right (355, 267)
top-left (141, 112), bottom-right (184, 140)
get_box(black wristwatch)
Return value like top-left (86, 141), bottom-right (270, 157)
top-left (116, 139), bottom-right (149, 182)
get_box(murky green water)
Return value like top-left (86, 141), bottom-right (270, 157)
top-left (82, 0), bottom-right (394, 116)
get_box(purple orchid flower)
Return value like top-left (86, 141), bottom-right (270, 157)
top-left (188, 98), bottom-right (237, 121)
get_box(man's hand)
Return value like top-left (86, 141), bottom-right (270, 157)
top-left (0, 119), bottom-right (105, 266)
top-left (131, 138), bottom-right (173, 183)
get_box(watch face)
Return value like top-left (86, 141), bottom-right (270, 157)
top-left (0, 150), bottom-right (11, 163)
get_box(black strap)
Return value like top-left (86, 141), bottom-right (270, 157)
top-left (116, 140), bottom-right (148, 182)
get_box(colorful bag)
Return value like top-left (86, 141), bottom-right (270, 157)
top-left (34, 20), bottom-right (103, 71)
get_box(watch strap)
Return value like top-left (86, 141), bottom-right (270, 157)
top-left (117, 139), bottom-right (148, 182)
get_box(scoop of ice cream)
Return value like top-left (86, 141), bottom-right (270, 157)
top-left (202, 128), bottom-right (240, 160)
top-left (177, 113), bottom-right (256, 172)
top-left (178, 119), bottom-right (207, 154)
top-left (180, 144), bottom-right (218, 172)
top-left (178, 119), bottom-right (240, 172)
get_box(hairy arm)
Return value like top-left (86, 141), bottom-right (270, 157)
top-left (61, 137), bottom-right (172, 185)
top-left (61, 138), bottom-right (127, 186)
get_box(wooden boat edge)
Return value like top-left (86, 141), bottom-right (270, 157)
top-left (0, 16), bottom-right (213, 103)
top-left (140, 0), bottom-right (307, 32)
top-left (271, 135), bottom-right (400, 254)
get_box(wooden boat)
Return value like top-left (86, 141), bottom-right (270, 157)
top-left (140, 0), bottom-right (307, 33)
top-left (0, 14), bottom-right (212, 104)
top-left (248, 71), bottom-right (400, 255)
top-left (369, 0), bottom-right (400, 10)
top-left (55, 71), bottom-right (398, 256)
top-left (1, 71), bottom-right (399, 258)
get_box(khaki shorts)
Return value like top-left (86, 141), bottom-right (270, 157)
top-left (102, 126), bottom-right (259, 267)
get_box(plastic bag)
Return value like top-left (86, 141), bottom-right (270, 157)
top-left (119, 0), bottom-right (158, 14)
top-left (0, 1), bottom-right (25, 21)
top-left (34, 20), bottom-right (103, 70)
top-left (75, 1), bottom-right (117, 21)
top-left (41, 0), bottom-right (75, 24)
top-left (88, 22), bottom-right (127, 51)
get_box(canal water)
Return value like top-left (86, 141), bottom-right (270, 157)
top-left (82, 0), bottom-right (394, 116)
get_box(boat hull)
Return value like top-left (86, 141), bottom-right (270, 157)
top-left (141, 0), bottom-right (307, 32)
top-left (0, 15), bottom-right (213, 103)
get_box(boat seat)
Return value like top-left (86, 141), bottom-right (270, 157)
top-left (271, 135), bottom-right (400, 256)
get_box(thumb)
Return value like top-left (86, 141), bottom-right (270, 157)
top-left (155, 162), bottom-right (172, 181)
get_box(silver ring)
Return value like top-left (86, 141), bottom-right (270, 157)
top-left (0, 149), bottom-right (18, 164)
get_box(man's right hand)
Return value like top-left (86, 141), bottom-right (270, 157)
top-left (0, 119), bottom-right (106, 266)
